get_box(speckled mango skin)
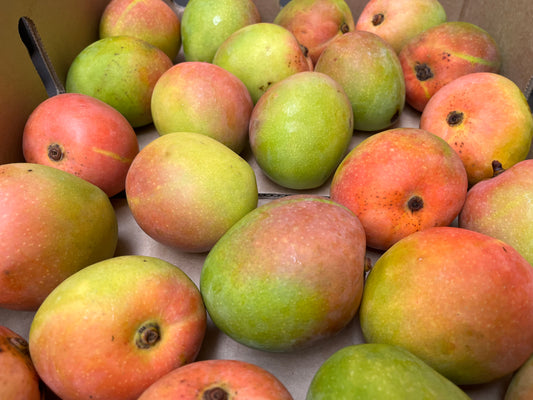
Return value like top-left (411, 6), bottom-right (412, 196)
top-left (138, 359), bottom-right (293, 400)
top-left (200, 195), bottom-right (366, 352)
top-left (273, 0), bottom-right (356, 65)
top-left (125, 131), bottom-right (258, 253)
top-left (330, 128), bottom-right (468, 251)
top-left (66, 36), bottom-right (173, 127)
top-left (99, 0), bottom-right (182, 60)
top-left (306, 343), bottom-right (471, 400)
top-left (181, 0), bottom-right (260, 63)
top-left (360, 226), bottom-right (533, 386)
top-left (399, 21), bottom-right (501, 112)
top-left (212, 22), bottom-right (312, 103)
top-left (249, 71), bottom-right (354, 190)
top-left (459, 159), bottom-right (533, 265)
top-left (29, 255), bottom-right (207, 400)
top-left (0, 163), bottom-right (118, 311)
top-left (420, 72), bottom-right (533, 185)
top-left (151, 61), bottom-right (254, 154)
top-left (315, 30), bottom-right (405, 132)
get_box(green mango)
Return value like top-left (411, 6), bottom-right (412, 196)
top-left (181, 0), bottom-right (260, 63)
top-left (307, 343), bottom-right (471, 400)
top-left (66, 36), bottom-right (172, 127)
top-left (315, 30), bottom-right (405, 132)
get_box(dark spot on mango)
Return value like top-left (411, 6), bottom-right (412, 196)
top-left (340, 22), bottom-right (350, 33)
top-left (135, 322), bottom-right (161, 349)
top-left (9, 336), bottom-right (30, 357)
top-left (203, 387), bottom-right (228, 400)
top-left (407, 195), bottom-right (424, 212)
top-left (415, 62), bottom-right (433, 81)
top-left (48, 143), bottom-right (64, 162)
top-left (492, 160), bottom-right (505, 176)
top-left (372, 13), bottom-right (385, 26)
top-left (390, 109), bottom-right (400, 124)
top-left (364, 257), bottom-right (373, 273)
top-left (446, 111), bottom-right (464, 126)
top-left (259, 82), bottom-right (273, 92)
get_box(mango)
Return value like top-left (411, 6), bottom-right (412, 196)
top-left (360, 226), bottom-right (533, 385)
top-left (399, 21), bottom-right (501, 111)
top-left (459, 159), bottom-right (533, 265)
top-left (505, 354), bottom-right (533, 400)
top-left (212, 22), bottom-right (312, 103)
top-left (315, 30), bottom-right (405, 132)
top-left (0, 163), bottom-right (118, 310)
top-left (274, 0), bottom-right (355, 65)
top-left (181, 0), bottom-right (260, 63)
top-left (99, 0), bottom-right (182, 60)
top-left (66, 36), bottom-right (173, 127)
top-left (200, 195), bottom-right (366, 352)
top-left (355, 0), bottom-right (447, 54)
top-left (306, 343), bottom-right (471, 399)
top-left (125, 131), bottom-right (258, 253)
top-left (151, 61), bottom-right (253, 154)
top-left (420, 72), bottom-right (533, 185)
top-left (249, 71), bottom-right (354, 189)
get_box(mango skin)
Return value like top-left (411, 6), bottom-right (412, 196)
top-left (420, 72), bottom-right (533, 185)
top-left (212, 22), bottom-right (312, 103)
top-left (22, 92), bottom-right (139, 197)
top-left (0, 326), bottom-right (42, 400)
top-left (306, 343), bottom-right (471, 400)
top-left (99, 0), bottom-right (181, 60)
top-left (200, 195), bottom-right (366, 352)
top-left (330, 128), bottom-right (468, 251)
top-left (181, 0), bottom-right (260, 63)
top-left (249, 71), bottom-right (354, 190)
top-left (399, 21), bottom-right (501, 111)
top-left (459, 159), bottom-right (533, 265)
top-left (0, 163), bottom-right (118, 311)
top-left (29, 255), bottom-right (207, 400)
top-left (355, 0), bottom-right (447, 54)
top-left (138, 359), bottom-right (293, 400)
top-left (505, 354), bottom-right (533, 400)
top-left (125, 131), bottom-right (258, 253)
top-left (66, 36), bottom-right (173, 127)
top-left (151, 61), bottom-right (253, 154)
top-left (315, 30), bottom-right (405, 132)
top-left (274, 0), bottom-right (356, 65)
top-left (360, 226), bottom-right (533, 385)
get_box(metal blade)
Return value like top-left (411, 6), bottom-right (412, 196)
top-left (18, 16), bottom-right (65, 97)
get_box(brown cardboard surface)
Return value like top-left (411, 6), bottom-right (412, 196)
top-left (1, 0), bottom-right (532, 399)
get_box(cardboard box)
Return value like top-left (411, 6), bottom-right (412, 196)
top-left (1, 1), bottom-right (531, 398)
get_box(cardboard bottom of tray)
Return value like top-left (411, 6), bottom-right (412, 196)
top-left (0, 106), bottom-right (515, 399)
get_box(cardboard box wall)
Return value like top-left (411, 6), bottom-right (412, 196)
top-left (1, 1), bottom-right (532, 399)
